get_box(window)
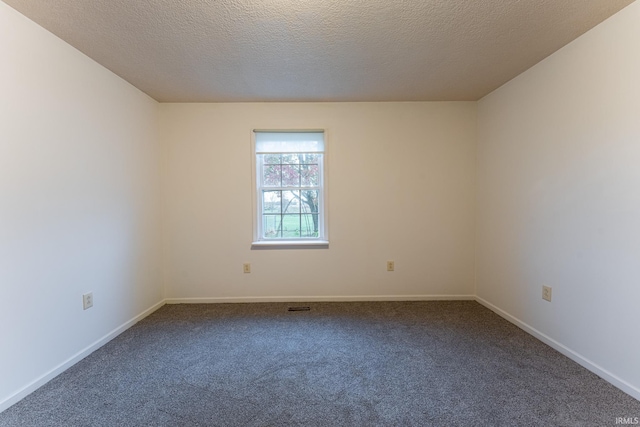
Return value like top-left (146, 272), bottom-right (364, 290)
top-left (252, 131), bottom-right (327, 246)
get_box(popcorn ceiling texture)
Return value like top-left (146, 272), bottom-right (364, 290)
top-left (2, 0), bottom-right (634, 102)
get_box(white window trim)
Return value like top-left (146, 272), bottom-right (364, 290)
top-left (251, 129), bottom-right (329, 249)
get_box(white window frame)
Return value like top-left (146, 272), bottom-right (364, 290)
top-left (251, 130), bottom-right (329, 248)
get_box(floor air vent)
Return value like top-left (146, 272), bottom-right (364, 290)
top-left (287, 306), bottom-right (311, 312)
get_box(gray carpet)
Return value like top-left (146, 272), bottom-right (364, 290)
top-left (1, 301), bottom-right (638, 426)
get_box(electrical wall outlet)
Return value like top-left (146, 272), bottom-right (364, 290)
top-left (542, 285), bottom-right (552, 302)
top-left (387, 261), bottom-right (395, 272)
top-left (83, 292), bottom-right (93, 310)
top-left (243, 263), bottom-right (251, 273)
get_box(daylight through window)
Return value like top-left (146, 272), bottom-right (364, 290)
top-left (254, 131), bottom-right (326, 242)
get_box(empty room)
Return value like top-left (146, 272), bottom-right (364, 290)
top-left (1, 0), bottom-right (639, 425)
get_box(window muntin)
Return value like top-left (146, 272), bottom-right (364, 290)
top-left (254, 131), bottom-right (326, 242)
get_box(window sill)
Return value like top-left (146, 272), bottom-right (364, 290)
top-left (251, 240), bottom-right (329, 250)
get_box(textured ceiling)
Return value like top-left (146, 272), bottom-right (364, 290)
top-left (3, 0), bottom-right (635, 102)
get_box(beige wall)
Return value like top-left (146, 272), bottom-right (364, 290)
top-left (0, 2), bottom-right (163, 410)
top-left (476, 1), bottom-right (640, 399)
top-left (160, 102), bottom-right (477, 301)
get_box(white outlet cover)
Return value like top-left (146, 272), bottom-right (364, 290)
top-left (83, 292), bottom-right (93, 310)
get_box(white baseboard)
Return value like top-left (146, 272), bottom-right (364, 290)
top-left (165, 294), bottom-right (476, 304)
top-left (0, 299), bottom-right (166, 413)
top-left (475, 296), bottom-right (640, 401)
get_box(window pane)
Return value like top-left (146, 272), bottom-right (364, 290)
top-left (300, 163), bottom-right (319, 187)
top-left (281, 164), bottom-right (300, 186)
top-left (300, 214), bottom-right (319, 237)
top-left (300, 153), bottom-right (320, 164)
top-left (263, 154), bottom-right (281, 165)
top-left (263, 164), bottom-right (281, 187)
top-left (282, 154), bottom-right (300, 165)
top-left (282, 191), bottom-right (300, 214)
top-left (281, 214), bottom-right (304, 238)
top-left (299, 190), bottom-right (319, 213)
top-left (263, 214), bottom-right (282, 238)
top-left (263, 191), bottom-right (281, 214)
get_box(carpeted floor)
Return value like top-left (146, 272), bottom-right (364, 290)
top-left (1, 301), bottom-right (638, 426)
